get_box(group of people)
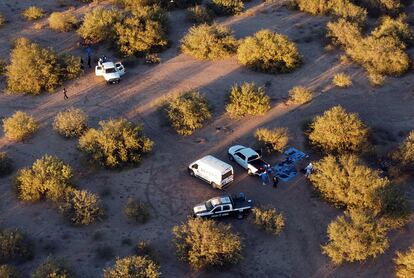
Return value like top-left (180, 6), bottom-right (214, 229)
top-left (258, 162), bottom-right (314, 187)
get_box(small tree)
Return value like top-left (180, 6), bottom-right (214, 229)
top-left (32, 258), bottom-right (74, 278)
top-left (181, 23), bottom-right (238, 60)
top-left (308, 105), bottom-right (369, 153)
top-left (237, 29), bottom-right (302, 74)
top-left (2, 111), bottom-right (38, 142)
top-left (104, 256), bottom-right (160, 278)
top-left (60, 188), bottom-right (104, 225)
top-left (164, 90), bottom-right (211, 136)
top-left (251, 207), bottom-right (285, 235)
top-left (124, 198), bottom-right (150, 224)
top-left (53, 107), bottom-right (88, 138)
top-left (209, 0), bottom-right (244, 15)
top-left (310, 154), bottom-right (389, 211)
top-left (322, 209), bottom-right (389, 264)
top-left (48, 11), bottom-right (78, 32)
top-left (226, 82), bottom-right (270, 118)
top-left (79, 118), bottom-right (153, 168)
top-left (255, 127), bottom-right (289, 153)
top-left (0, 265), bottom-right (20, 278)
top-left (172, 218), bottom-right (242, 269)
top-left (15, 155), bottom-right (73, 202)
top-left (391, 130), bottom-right (414, 168)
top-left (288, 86), bottom-right (313, 104)
top-left (0, 229), bottom-right (32, 263)
top-left (22, 6), bottom-right (44, 21)
top-left (186, 5), bottom-right (214, 24)
top-left (332, 72), bottom-right (352, 88)
top-left (395, 246), bottom-right (414, 278)
top-left (0, 152), bottom-right (13, 177)
top-left (371, 15), bottom-right (413, 45)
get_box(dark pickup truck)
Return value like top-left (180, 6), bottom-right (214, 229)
top-left (193, 194), bottom-right (253, 219)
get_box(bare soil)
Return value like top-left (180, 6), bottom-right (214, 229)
top-left (0, 0), bottom-right (413, 277)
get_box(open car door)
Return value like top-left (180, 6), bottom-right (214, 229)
top-left (95, 66), bottom-right (103, 76)
top-left (115, 62), bottom-right (125, 76)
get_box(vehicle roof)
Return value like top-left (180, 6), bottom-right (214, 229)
top-left (209, 196), bottom-right (231, 206)
top-left (236, 147), bottom-right (258, 158)
top-left (196, 155), bottom-right (233, 173)
top-left (101, 62), bottom-right (116, 69)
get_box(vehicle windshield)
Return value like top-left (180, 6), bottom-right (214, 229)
top-left (105, 68), bottom-right (116, 73)
top-left (222, 170), bottom-right (232, 180)
top-left (205, 200), bottom-right (213, 211)
top-left (247, 155), bottom-right (259, 162)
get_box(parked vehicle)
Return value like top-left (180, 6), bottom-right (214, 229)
top-left (228, 145), bottom-right (270, 175)
top-left (95, 57), bottom-right (125, 84)
top-left (188, 155), bottom-right (234, 189)
top-left (193, 194), bottom-right (253, 219)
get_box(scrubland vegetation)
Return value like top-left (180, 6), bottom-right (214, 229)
top-left (53, 108), bottom-right (88, 138)
top-left (288, 86), bottom-right (313, 104)
top-left (252, 207), bottom-right (285, 235)
top-left (48, 11), bottom-right (78, 32)
top-left (104, 256), bottom-right (160, 278)
top-left (2, 111), bottom-right (38, 142)
top-left (22, 6), bottom-right (45, 21)
top-left (255, 127), bottom-right (289, 153)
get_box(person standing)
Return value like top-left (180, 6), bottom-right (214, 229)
top-left (63, 87), bottom-right (68, 100)
top-left (260, 171), bottom-right (269, 186)
top-left (272, 175), bottom-right (279, 188)
top-left (86, 46), bottom-right (92, 68)
top-left (305, 162), bottom-right (314, 177)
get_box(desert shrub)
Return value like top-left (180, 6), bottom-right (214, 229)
top-left (237, 29), bottom-right (302, 73)
top-left (208, 0), bottom-right (244, 15)
top-left (371, 14), bottom-right (413, 45)
top-left (186, 5), bottom-right (214, 24)
top-left (117, 0), bottom-right (200, 9)
top-left (145, 53), bottom-right (161, 64)
top-left (32, 258), bottom-right (74, 278)
top-left (226, 82), bottom-right (270, 118)
top-left (255, 127), bottom-right (289, 153)
top-left (172, 217), bottom-right (242, 270)
top-left (135, 240), bottom-right (155, 259)
top-left (395, 246), bottom-right (414, 278)
top-left (15, 155), bottom-right (73, 202)
top-left (392, 130), bottom-right (414, 168)
top-left (359, 0), bottom-right (402, 14)
top-left (251, 207), bottom-right (285, 235)
top-left (332, 72), bottom-right (352, 87)
top-left (104, 256), bottom-right (160, 278)
top-left (0, 59), bottom-right (6, 76)
top-left (310, 154), bottom-right (389, 211)
top-left (0, 265), bottom-right (19, 278)
top-left (376, 186), bottom-right (410, 229)
top-left (181, 23), bottom-right (237, 60)
top-left (59, 188), bottom-right (104, 225)
top-left (53, 108), bottom-right (88, 138)
top-left (79, 118), bottom-right (153, 168)
top-left (0, 152), bottom-right (13, 177)
top-left (6, 38), bottom-right (81, 94)
top-left (322, 209), bottom-right (389, 264)
top-left (164, 90), bottom-right (212, 136)
top-left (48, 12), bottom-right (78, 32)
top-left (2, 111), bottom-right (38, 142)
top-left (0, 229), bottom-right (32, 263)
top-left (288, 86), bottom-right (313, 104)
top-left (22, 6), bottom-right (45, 21)
top-left (77, 7), bottom-right (123, 44)
top-left (124, 198), bottom-right (150, 224)
top-left (308, 105), bottom-right (369, 153)
top-left (0, 13), bottom-right (5, 27)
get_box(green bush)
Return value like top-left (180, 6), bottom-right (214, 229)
top-left (308, 105), bottom-right (369, 153)
top-left (395, 246), bottom-right (414, 278)
top-left (371, 15), bottom-right (413, 45)
top-left (22, 6), bottom-right (45, 21)
top-left (288, 86), bottom-right (313, 104)
top-left (173, 218), bottom-right (242, 269)
top-left (79, 118), bottom-right (153, 168)
top-left (53, 107), bottom-right (88, 138)
top-left (186, 5), bottom-right (214, 24)
top-left (310, 154), bottom-right (389, 211)
top-left (0, 152), bottom-right (13, 177)
top-left (226, 82), bottom-right (270, 118)
top-left (59, 188), bottom-right (104, 225)
top-left (15, 155), bottom-right (73, 202)
top-left (48, 11), bottom-right (78, 32)
top-left (77, 7), bottom-right (123, 44)
top-left (124, 198), bottom-right (150, 224)
top-left (392, 130), bottom-right (414, 168)
top-left (0, 265), bottom-right (20, 278)
top-left (164, 90), bottom-right (212, 136)
top-left (181, 23), bottom-right (237, 60)
top-left (255, 127), bottom-right (289, 153)
top-left (0, 229), bottom-right (32, 263)
top-left (332, 72), bottom-right (352, 87)
top-left (104, 256), bottom-right (160, 278)
top-left (251, 207), bottom-right (285, 235)
top-left (322, 209), bottom-right (389, 264)
top-left (32, 258), bottom-right (74, 278)
top-left (6, 38), bottom-right (81, 94)
top-left (237, 29), bottom-right (302, 74)
top-left (209, 0), bottom-right (244, 15)
top-left (2, 111), bottom-right (38, 142)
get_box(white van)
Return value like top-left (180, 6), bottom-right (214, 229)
top-left (188, 155), bottom-right (234, 189)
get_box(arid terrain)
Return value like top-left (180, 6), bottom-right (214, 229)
top-left (0, 0), bottom-right (413, 277)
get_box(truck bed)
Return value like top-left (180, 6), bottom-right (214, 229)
top-left (233, 197), bottom-right (253, 210)
top-left (249, 159), bottom-right (269, 173)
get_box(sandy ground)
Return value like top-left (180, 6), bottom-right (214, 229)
top-left (0, 0), bottom-right (413, 277)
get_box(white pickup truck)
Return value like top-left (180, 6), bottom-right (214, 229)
top-left (228, 145), bottom-right (271, 176)
top-left (95, 60), bottom-right (125, 84)
top-left (193, 194), bottom-right (253, 219)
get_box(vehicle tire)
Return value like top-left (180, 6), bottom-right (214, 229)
top-left (188, 169), bottom-right (195, 177)
top-left (247, 168), bottom-right (253, 176)
top-left (237, 211), bottom-right (244, 219)
top-left (228, 154), bottom-right (234, 161)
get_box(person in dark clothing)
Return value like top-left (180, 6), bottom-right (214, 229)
top-left (86, 46), bottom-right (92, 68)
top-left (80, 58), bottom-right (84, 70)
top-left (87, 56), bottom-right (91, 68)
top-left (63, 87), bottom-right (68, 100)
top-left (272, 175), bottom-right (279, 188)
